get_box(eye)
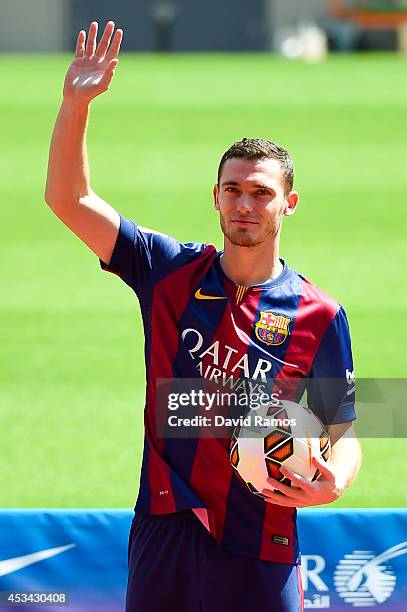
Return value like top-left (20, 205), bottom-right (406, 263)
top-left (225, 186), bottom-right (238, 193)
top-left (256, 188), bottom-right (270, 196)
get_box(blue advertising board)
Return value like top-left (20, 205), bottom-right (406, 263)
top-left (0, 509), bottom-right (405, 610)
top-left (299, 509), bottom-right (407, 610)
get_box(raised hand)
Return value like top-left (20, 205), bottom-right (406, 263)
top-left (63, 21), bottom-right (123, 103)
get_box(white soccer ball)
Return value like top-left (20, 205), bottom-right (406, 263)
top-left (229, 400), bottom-right (331, 498)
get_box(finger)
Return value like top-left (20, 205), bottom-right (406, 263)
top-left (266, 478), bottom-right (294, 496)
top-left (85, 21), bottom-right (98, 57)
top-left (96, 21), bottom-right (115, 58)
top-left (312, 456), bottom-right (333, 479)
top-left (105, 28), bottom-right (123, 61)
top-left (75, 30), bottom-right (86, 58)
top-left (279, 468), bottom-right (309, 489)
top-left (100, 59), bottom-right (119, 90)
top-left (261, 489), bottom-right (297, 507)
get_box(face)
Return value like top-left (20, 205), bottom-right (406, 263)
top-left (213, 158), bottom-right (298, 248)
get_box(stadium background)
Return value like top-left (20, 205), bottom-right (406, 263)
top-left (0, 1), bottom-right (406, 607)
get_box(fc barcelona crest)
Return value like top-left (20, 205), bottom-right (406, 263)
top-left (255, 311), bottom-right (291, 346)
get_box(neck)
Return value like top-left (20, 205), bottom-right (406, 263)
top-left (220, 237), bottom-right (283, 286)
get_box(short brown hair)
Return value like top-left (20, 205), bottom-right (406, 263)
top-left (217, 138), bottom-right (294, 195)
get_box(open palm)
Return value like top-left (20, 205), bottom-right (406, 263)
top-left (64, 21), bottom-right (123, 102)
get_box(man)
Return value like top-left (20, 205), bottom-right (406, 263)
top-left (45, 22), bottom-right (361, 612)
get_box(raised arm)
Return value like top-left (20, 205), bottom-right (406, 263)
top-left (45, 21), bottom-right (123, 265)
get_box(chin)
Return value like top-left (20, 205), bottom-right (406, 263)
top-left (226, 230), bottom-right (263, 248)
top-left (220, 217), bottom-right (272, 248)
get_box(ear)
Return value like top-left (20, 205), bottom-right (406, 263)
top-left (213, 183), bottom-right (220, 210)
top-left (284, 191), bottom-right (299, 216)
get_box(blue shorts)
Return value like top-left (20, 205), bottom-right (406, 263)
top-left (126, 510), bottom-right (304, 612)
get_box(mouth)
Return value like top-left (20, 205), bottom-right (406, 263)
top-left (231, 219), bottom-right (258, 225)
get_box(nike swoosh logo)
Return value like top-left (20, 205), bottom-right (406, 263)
top-left (195, 288), bottom-right (227, 301)
top-left (0, 544), bottom-right (76, 577)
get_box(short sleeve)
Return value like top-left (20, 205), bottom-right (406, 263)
top-left (99, 214), bottom-right (205, 296)
top-left (307, 306), bottom-right (356, 425)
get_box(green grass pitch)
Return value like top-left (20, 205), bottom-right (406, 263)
top-left (0, 53), bottom-right (406, 508)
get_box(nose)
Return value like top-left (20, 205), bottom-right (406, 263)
top-left (236, 195), bottom-right (253, 214)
